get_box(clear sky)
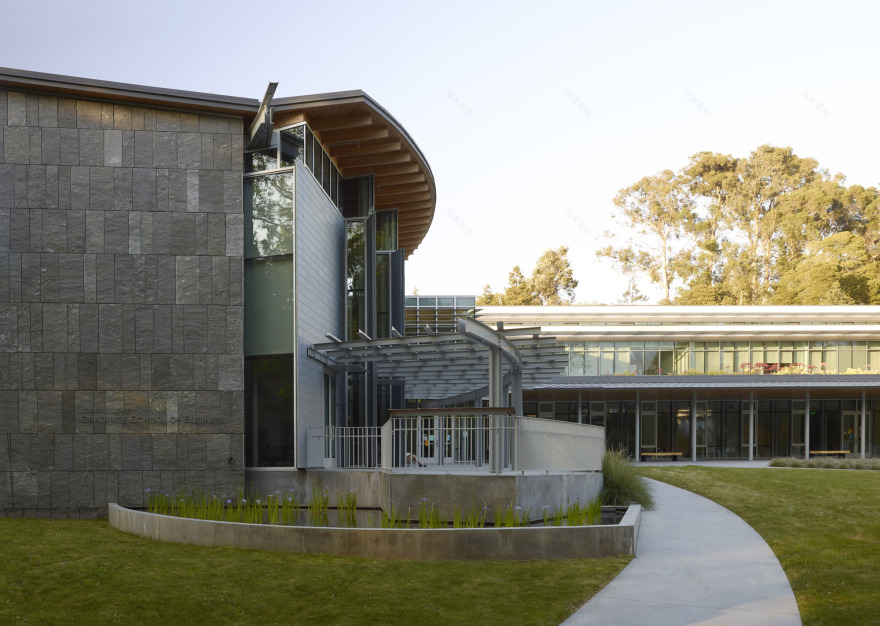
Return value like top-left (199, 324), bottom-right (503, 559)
top-left (4, 0), bottom-right (879, 303)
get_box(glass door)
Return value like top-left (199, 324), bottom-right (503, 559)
top-left (841, 411), bottom-right (868, 453)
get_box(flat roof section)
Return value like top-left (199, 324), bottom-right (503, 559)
top-left (536, 374), bottom-right (880, 390)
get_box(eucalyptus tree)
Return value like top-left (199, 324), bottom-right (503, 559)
top-left (477, 248), bottom-right (577, 305)
top-left (597, 169), bottom-right (695, 303)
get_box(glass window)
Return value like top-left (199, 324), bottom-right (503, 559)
top-left (245, 173), bottom-right (294, 258)
top-left (330, 164), bottom-right (338, 205)
top-left (376, 210), bottom-right (398, 251)
top-left (279, 127), bottom-right (304, 167)
top-left (569, 351), bottom-right (584, 376)
top-left (346, 220), bottom-right (367, 340)
top-left (376, 253), bottom-right (391, 339)
top-left (244, 258), bottom-right (294, 355)
top-left (245, 148), bottom-right (278, 174)
top-left (305, 126), bottom-right (315, 173)
top-left (322, 151), bottom-right (332, 196)
top-left (245, 355), bottom-right (295, 467)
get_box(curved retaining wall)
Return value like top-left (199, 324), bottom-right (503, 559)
top-left (108, 503), bottom-right (641, 560)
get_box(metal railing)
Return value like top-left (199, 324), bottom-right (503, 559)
top-left (306, 426), bottom-right (381, 468)
top-left (381, 409), bottom-right (517, 472)
top-left (306, 412), bottom-right (605, 472)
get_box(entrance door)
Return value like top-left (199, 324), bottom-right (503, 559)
top-left (841, 411), bottom-right (868, 453)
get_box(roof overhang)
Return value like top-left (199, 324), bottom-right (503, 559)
top-left (270, 91), bottom-right (436, 257)
top-left (0, 67), bottom-right (259, 119)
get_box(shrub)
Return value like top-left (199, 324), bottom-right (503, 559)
top-left (601, 448), bottom-right (655, 510)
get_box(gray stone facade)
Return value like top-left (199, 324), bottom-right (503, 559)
top-left (0, 89), bottom-right (245, 517)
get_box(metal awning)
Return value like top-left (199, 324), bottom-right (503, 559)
top-left (309, 319), bottom-right (568, 400)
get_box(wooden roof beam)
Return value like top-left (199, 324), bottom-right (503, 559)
top-left (375, 182), bottom-right (430, 196)
top-left (318, 127), bottom-right (389, 144)
top-left (336, 151), bottom-right (412, 169)
top-left (308, 113), bottom-right (374, 131)
top-left (376, 191), bottom-right (431, 204)
top-left (343, 163), bottom-right (421, 178)
top-left (374, 173), bottom-right (426, 186)
top-left (375, 200), bottom-right (433, 211)
top-left (328, 140), bottom-right (401, 158)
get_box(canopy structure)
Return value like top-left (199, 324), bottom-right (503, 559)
top-left (310, 318), bottom-right (568, 408)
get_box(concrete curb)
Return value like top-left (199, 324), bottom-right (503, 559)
top-left (108, 503), bottom-right (641, 560)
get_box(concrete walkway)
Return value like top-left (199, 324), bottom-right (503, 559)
top-left (564, 478), bottom-right (801, 625)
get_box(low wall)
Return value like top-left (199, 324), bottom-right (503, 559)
top-left (246, 469), bottom-right (603, 523)
top-left (108, 503), bottom-right (641, 560)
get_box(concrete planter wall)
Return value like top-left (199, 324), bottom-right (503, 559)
top-left (108, 503), bottom-right (641, 560)
top-left (247, 468), bottom-right (604, 524)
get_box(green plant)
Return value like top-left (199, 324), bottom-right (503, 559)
top-left (308, 487), bottom-right (329, 527)
top-left (601, 447), bottom-right (655, 510)
top-left (417, 498), bottom-right (445, 528)
top-left (336, 489), bottom-right (359, 527)
top-left (381, 503), bottom-right (403, 528)
top-left (566, 499), bottom-right (587, 526)
top-left (280, 490), bottom-right (299, 525)
top-left (499, 503), bottom-right (530, 527)
top-left (586, 497), bottom-right (603, 526)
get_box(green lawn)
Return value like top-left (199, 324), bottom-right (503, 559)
top-left (0, 518), bottom-right (630, 625)
top-left (639, 466), bottom-right (880, 625)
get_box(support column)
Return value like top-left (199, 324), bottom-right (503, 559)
top-left (861, 389), bottom-right (867, 459)
top-left (805, 390), bottom-right (810, 460)
top-left (691, 391), bottom-right (697, 462)
top-left (749, 391), bottom-right (755, 462)
top-left (511, 368), bottom-right (523, 416)
top-left (488, 347), bottom-right (504, 473)
top-left (577, 391), bottom-right (583, 425)
top-left (635, 391), bottom-right (641, 464)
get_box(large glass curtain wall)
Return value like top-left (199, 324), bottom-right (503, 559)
top-left (525, 397), bottom-right (879, 457)
top-left (244, 169), bottom-right (296, 467)
top-left (567, 341), bottom-right (880, 376)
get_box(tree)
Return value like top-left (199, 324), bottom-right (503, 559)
top-left (532, 247), bottom-right (578, 305)
top-left (678, 146), bottom-right (820, 303)
top-left (609, 145), bottom-right (878, 305)
top-left (597, 170), bottom-right (695, 302)
top-left (476, 248), bottom-right (577, 305)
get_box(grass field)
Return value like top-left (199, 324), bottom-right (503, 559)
top-left (0, 518), bottom-right (630, 625)
top-left (639, 466), bottom-right (880, 625)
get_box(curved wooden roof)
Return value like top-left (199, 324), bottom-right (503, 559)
top-left (271, 91), bottom-right (435, 257)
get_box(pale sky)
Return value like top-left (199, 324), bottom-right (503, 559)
top-left (4, 0), bottom-right (879, 303)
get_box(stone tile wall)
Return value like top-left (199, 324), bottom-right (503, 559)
top-left (0, 89), bottom-right (245, 517)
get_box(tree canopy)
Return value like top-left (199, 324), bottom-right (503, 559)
top-left (599, 145), bottom-right (880, 304)
top-left (478, 247), bottom-right (578, 305)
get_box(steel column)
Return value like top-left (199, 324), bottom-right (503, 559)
top-left (634, 391), bottom-right (640, 464)
top-left (861, 389), bottom-right (867, 459)
top-left (805, 390), bottom-right (810, 460)
top-left (691, 391), bottom-right (697, 462)
top-left (749, 391), bottom-right (755, 462)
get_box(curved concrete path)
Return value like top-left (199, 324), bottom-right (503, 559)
top-left (564, 479), bottom-right (801, 625)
